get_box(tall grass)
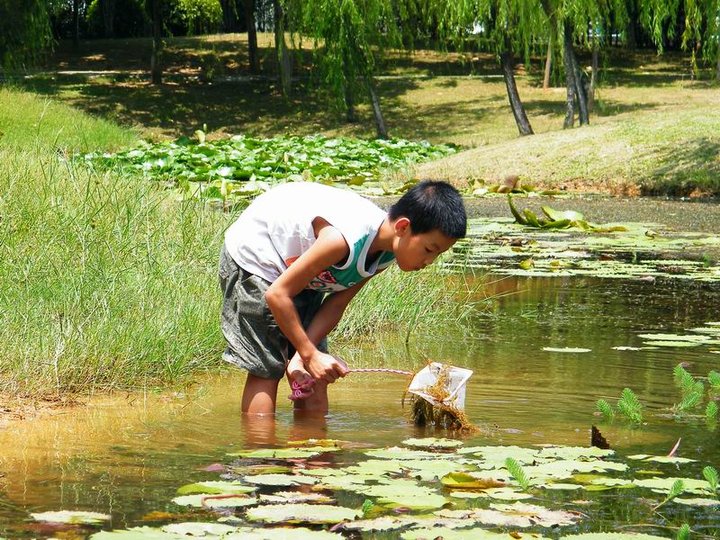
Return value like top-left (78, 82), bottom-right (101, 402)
top-left (0, 150), bottom-right (230, 395)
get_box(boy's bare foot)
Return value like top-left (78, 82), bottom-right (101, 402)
top-left (286, 355), bottom-right (315, 401)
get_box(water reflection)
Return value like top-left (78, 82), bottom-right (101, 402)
top-left (1, 274), bottom-right (719, 536)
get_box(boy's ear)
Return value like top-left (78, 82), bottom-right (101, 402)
top-left (393, 217), bottom-right (411, 236)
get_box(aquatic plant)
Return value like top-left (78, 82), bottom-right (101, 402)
top-left (676, 523), bottom-right (691, 540)
top-left (596, 399), bottom-right (615, 421)
top-left (505, 456), bottom-right (531, 491)
top-left (616, 388), bottom-right (644, 424)
top-left (673, 364), bottom-right (706, 413)
top-left (708, 370), bottom-right (720, 390)
top-left (702, 466), bottom-right (719, 493)
top-left (653, 479), bottom-right (685, 510)
top-left (507, 194), bottom-right (627, 232)
top-left (706, 401), bottom-right (719, 422)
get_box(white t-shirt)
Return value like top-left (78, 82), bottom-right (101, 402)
top-left (224, 182), bottom-right (395, 293)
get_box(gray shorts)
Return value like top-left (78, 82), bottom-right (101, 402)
top-left (218, 245), bottom-right (327, 380)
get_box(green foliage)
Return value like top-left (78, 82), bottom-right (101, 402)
top-left (653, 479), bottom-right (685, 510)
top-left (86, 0), bottom-right (148, 38)
top-left (617, 387), bottom-right (643, 424)
top-left (505, 457), bottom-right (531, 491)
top-left (708, 370), bottom-right (720, 389)
top-left (596, 399), bottom-right (615, 421)
top-left (676, 523), bottom-right (691, 540)
top-left (0, 0), bottom-right (51, 72)
top-left (706, 401), bottom-right (719, 421)
top-left (170, 0), bottom-right (223, 35)
top-left (702, 466), bottom-right (718, 493)
top-left (84, 134), bottom-right (457, 206)
top-left (673, 364), bottom-right (705, 412)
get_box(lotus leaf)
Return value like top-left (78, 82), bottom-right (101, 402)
top-left (483, 487), bottom-right (535, 499)
top-left (91, 527), bottom-right (187, 540)
top-left (228, 447), bottom-right (339, 459)
top-left (627, 454), bottom-right (696, 464)
top-left (634, 476), bottom-right (713, 494)
top-left (242, 473), bottom-right (318, 487)
top-left (364, 446), bottom-right (441, 460)
top-left (402, 437), bottom-right (464, 449)
top-left (171, 494), bottom-right (257, 508)
top-left (176, 481), bottom-right (256, 495)
top-left (642, 341), bottom-right (702, 347)
top-left (244, 503), bottom-right (360, 524)
top-left (358, 480), bottom-right (449, 509)
top-left (400, 458), bottom-right (473, 481)
top-left (259, 491), bottom-right (334, 504)
top-left (402, 527), bottom-right (542, 540)
top-left (441, 472), bottom-right (506, 490)
top-left (673, 497), bottom-right (720, 506)
top-left (542, 347), bottom-right (592, 353)
top-left (161, 523), bottom-right (238, 536)
top-left (536, 446), bottom-right (614, 460)
top-left (31, 510), bottom-right (111, 524)
top-left (436, 502), bottom-right (581, 528)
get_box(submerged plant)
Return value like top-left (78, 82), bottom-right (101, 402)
top-left (596, 399), bottom-right (615, 421)
top-left (617, 388), bottom-right (644, 424)
top-left (505, 457), bottom-right (531, 491)
top-left (676, 523), bottom-right (691, 540)
top-left (653, 479), bottom-right (685, 510)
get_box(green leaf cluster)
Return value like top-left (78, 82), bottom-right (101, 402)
top-left (508, 195), bottom-right (626, 232)
top-left (83, 134), bottom-right (457, 206)
top-left (616, 388), bottom-right (643, 425)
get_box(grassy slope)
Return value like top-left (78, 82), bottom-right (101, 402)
top-left (0, 87), bottom-right (229, 396)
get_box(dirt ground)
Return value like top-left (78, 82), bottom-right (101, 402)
top-left (0, 394), bottom-right (83, 429)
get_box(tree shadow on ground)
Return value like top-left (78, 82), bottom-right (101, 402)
top-left (643, 138), bottom-right (720, 196)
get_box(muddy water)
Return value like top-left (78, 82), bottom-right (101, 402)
top-left (1, 274), bottom-right (719, 537)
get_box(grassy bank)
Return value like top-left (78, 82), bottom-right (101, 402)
top-left (0, 87), bottom-right (228, 395)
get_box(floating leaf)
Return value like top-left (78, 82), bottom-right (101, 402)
top-left (171, 494), bottom-right (257, 508)
top-left (242, 473), bottom-right (318, 487)
top-left (441, 472), bottom-right (506, 490)
top-left (245, 503), bottom-right (360, 524)
top-left (542, 347), bottom-right (592, 353)
top-left (402, 437), bottom-right (464, 449)
top-left (32, 510), bottom-right (111, 524)
top-left (176, 481), bottom-right (256, 495)
top-left (228, 447), bottom-right (339, 459)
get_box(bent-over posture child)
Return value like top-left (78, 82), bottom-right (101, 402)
top-left (219, 180), bottom-right (467, 414)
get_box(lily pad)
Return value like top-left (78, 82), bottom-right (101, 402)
top-left (402, 527), bottom-right (537, 540)
top-left (634, 476), bottom-right (712, 495)
top-left (673, 497), bottom-right (720, 506)
top-left (627, 454), bottom-right (696, 464)
top-left (245, 503), bottom-right (360, 524)
top-left (562, 534), bottom-right (673, 540)
top-left (441, 472), bottom-right (506, 490)
top-left (359, 480), bottom-right (449, 509)
top-left (176, 481), bottom-right (256, 495)
top-left (402, 437), bottom-right (464, 449)
top-left (436, 502), bottom-right (581, 528)
top-left (259, 491), bottom-right (334, 504)
top-left (542, 347), bottom-right (592, 353)
top-left (242, 473), bottom-right (318, 487)
top-left (171, 494), bottom-right (257, 508)
top-left (161, 523), bottom-right (238, 536)
top-left (642, 340), bottom-right (702, 348)
top-left (228, 447), bottom-right (340, 459)
top-left (31, 510), bottom-right (111, 524)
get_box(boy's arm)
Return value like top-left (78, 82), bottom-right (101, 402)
top-left (303, 278), bottom-right (369, 345)
top-left (264, 223), bottom-right (350, 382)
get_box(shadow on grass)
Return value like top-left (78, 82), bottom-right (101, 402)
top-left (644, 138), bottom-right (720, 196)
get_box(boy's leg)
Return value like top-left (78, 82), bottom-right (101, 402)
top-left (242, 374), bottom-right (280, 414)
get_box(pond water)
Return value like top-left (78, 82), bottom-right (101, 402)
top-left (1, 273), bottom-right (719, 538)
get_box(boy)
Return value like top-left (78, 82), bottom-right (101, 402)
top-left (219, 180), bottom-right (466, 415)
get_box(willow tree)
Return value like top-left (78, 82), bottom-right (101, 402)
top-left (288, 0), bottom-right (406, 138)
top-left (642, 0), bottom-right (720, 80)
top-left (443, 0), bottom-right (548, 136)
top-left (0, 0), bottom-right (51, 74)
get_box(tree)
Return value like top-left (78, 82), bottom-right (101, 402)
top-left (443, 0), bottom-right (545, 136)
top-left (242, 0), bottom-right (259, 73)
top-left (0, 0), bottom-right (52, 74)
top-left (288, 0), bottom-right (405, 138)
top-left (273, 0), bottom-right (292, 96)
top-left (150, 0), bottom-right (162, 84)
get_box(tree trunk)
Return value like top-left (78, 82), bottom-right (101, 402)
top-left (244, 0), bottom-right (259, 73)
top-left (716, 46), bottom-right (720, 81)
top-left (500, 50), bottom-right (533, 136)
top-left (366, 77), bottom-right (388, 139)
top-left (588, 41), bottom-right (599, 112)
top-left (150, 0), bottom-right (162, 85)
top-left (344, 84), bottom-right (357, 123)
top-left (562, 26), bottom-right (576, 128)
top-left (571, 48), bottom-right (589, 125)
top-left (273, 0), bottom-right (292, 96)
top-left (71, 0), bottom-right (80, 48)
top-left (101, 0), bottom-right (115, 38)
top-left (543, 39), bottom-right (552, 90)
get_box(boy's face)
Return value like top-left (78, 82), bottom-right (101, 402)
top-left (392, 218), bottom-right (457, 272)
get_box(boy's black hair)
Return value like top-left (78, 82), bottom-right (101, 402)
top-left (388, 180), bottom-right (467, 239)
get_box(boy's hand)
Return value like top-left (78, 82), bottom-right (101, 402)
top-left (304, 351), bottom-right (349, 383)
